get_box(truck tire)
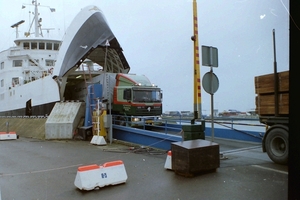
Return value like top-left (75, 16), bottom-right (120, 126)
top-left (265, 127), bottom-right (288, 165)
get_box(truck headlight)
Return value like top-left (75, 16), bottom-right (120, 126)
top-left (132, 118), bottom-right (140, 122)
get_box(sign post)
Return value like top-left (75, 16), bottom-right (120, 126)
top-left (202, 46), bottom-right (219, 142)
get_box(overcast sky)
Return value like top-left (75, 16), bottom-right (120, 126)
top-left (0, 0), bottom-right (289, 114)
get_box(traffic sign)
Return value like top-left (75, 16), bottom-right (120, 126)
top-left (202, 46), bottom-right (218, 67)
top-left (202, 72), bottom-right (219, 94)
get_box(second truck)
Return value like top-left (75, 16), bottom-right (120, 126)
top-left (254, 70), bottom-right (289, 165)
top-left (254, 30), bottom-right (289, 165)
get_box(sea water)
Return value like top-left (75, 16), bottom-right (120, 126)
top-left (207, 120), bottom-right (266, 133)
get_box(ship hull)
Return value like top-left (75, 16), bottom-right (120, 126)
top-left (0, 76), bottom-right (60, 116)
top-left (0, 102), bottom-right (56, 117)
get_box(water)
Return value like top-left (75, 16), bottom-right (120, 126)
top-left (177, 119), bottom-right (266, 133)
top-left (207, 120), bottom-right (266, 133)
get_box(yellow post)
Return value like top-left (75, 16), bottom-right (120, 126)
top-left (192, 0), bottom-right (202, 119)
top-left (100, 109), bottom-right (107, 137)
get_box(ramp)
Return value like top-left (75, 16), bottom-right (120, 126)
top-left (0, 117), bottom-right (46, 139)
top-left (45, 102), bottom-right (85, 139)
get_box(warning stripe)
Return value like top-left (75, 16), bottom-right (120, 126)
top-left (103, 160), bottom-right (124, 168)
top-left (0, 132), bottom-right (16, 135)
top-left (78, 164), bottom-right (100, 172)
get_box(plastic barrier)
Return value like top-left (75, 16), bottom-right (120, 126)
top-left (164, 150), bottom-right (172, 170)
top-left (0, 132), bottom-right (17, 140)
top-left (90, 135), bottom-right (107, 145)
top-left (74, 160), bottom-right (128, 191)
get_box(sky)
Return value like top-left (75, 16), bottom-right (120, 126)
top-left (0, 0), bottom-right (289, 114)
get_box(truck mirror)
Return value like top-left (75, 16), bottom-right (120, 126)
top-left (123, 89), bottom-right (132, 100)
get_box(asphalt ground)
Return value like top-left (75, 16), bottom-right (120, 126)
top-left (0, 137), bottom-right (288, 200)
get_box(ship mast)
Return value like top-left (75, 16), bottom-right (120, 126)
top-left (22, 0), bottom-right (55, 37)
top-left (34, 0), bottom-right (39, 37)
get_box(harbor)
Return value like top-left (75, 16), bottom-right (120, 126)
top-left (0, 136), bottom-right (287, 200)
top-left (0, 0), bottom-right (292, 199)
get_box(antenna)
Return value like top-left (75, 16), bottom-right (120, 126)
top-left (11, 20), bottom-right (25, 38)
top-left (21, 0), bottom-right (56, 38)
top-left (41, 28), bottom-right (55, 37)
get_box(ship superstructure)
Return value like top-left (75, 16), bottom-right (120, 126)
top-left (0, 1), bottom-right (130, 116)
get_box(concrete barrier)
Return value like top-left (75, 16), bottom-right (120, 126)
top-left (45, 102), bottom-right (85, 139)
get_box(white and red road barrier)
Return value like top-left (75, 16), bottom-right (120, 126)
top-left (164, 150), bottom-right (172, 170)
top-left (74, 160), bottom-right (128, 191)
top-left (0, 132), bottom-right (17, 140)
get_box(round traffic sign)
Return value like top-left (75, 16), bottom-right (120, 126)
top-left (202, 72), bottom-right (219, 94)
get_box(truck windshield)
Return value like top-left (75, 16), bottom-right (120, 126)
top-left (132, 89), bottom-right (162, 103)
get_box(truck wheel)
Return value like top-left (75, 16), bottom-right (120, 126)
top-left (265, 128), bottom-right (288, 165)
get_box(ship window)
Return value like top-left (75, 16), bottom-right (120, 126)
top-left (13, 60), bottom-right (22, 67)
top-left (31, 42), bottom-right (37, 49)
top-left (1, 62), bottom-right (4, 70)
top-left (45, 59), bottom-right (55, 66)
top-left (54, 43), bottom-right (59, 50)
top-left (39, 42), bottom-right (45, 50)
top-left (0, 94), bottom-right (4, 100)
top-left (46, 43), bottom-right (52, 50)
top-left (12, 77), bottom-right (19, 86)
top-left (24, 42), bottom-right (30, 49)
top-left (1, 79), bottom-right (3, 87)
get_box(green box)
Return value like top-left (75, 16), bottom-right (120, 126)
top-left (182, 121), bottom-right (205, 141)
top-left (182, 120), bottom-right (205, 132)
top-left (183, 132), bottom-right (205, 140)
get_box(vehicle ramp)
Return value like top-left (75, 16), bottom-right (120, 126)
top-left (45, 101), bottom-right (85, 139)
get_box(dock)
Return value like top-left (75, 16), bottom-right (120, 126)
top-left (0, 136), bottom-right (287, 199)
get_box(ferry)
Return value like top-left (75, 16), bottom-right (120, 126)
top-left (0, 1), bottom-right (130, 117)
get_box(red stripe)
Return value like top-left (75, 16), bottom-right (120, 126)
top-left (78, 164), bottom-right (100, 172)
top-left (103, 160), bottom-right (124, 168)
top-left (0, 132), bottom-right (16, 134)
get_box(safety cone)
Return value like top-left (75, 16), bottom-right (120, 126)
top-left (74, 160), bottom-right (128, 191)
top-left (164, 150), bottom-right (172, 170)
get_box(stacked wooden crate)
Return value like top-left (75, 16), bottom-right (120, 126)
top-left (254, 71), bottom-right (289, 116)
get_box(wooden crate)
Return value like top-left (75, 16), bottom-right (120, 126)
top-left (254, 71), bottom-right (289, 94)
top-left (256, 93), bottom-right (289, 115)
top-left (171, 139), bottom-right (219, 177)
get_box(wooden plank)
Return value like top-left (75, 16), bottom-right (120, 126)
top-left (254, 71), bottom-right (289, 94)
top-left (255, 93), bottom-right (289, 115)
